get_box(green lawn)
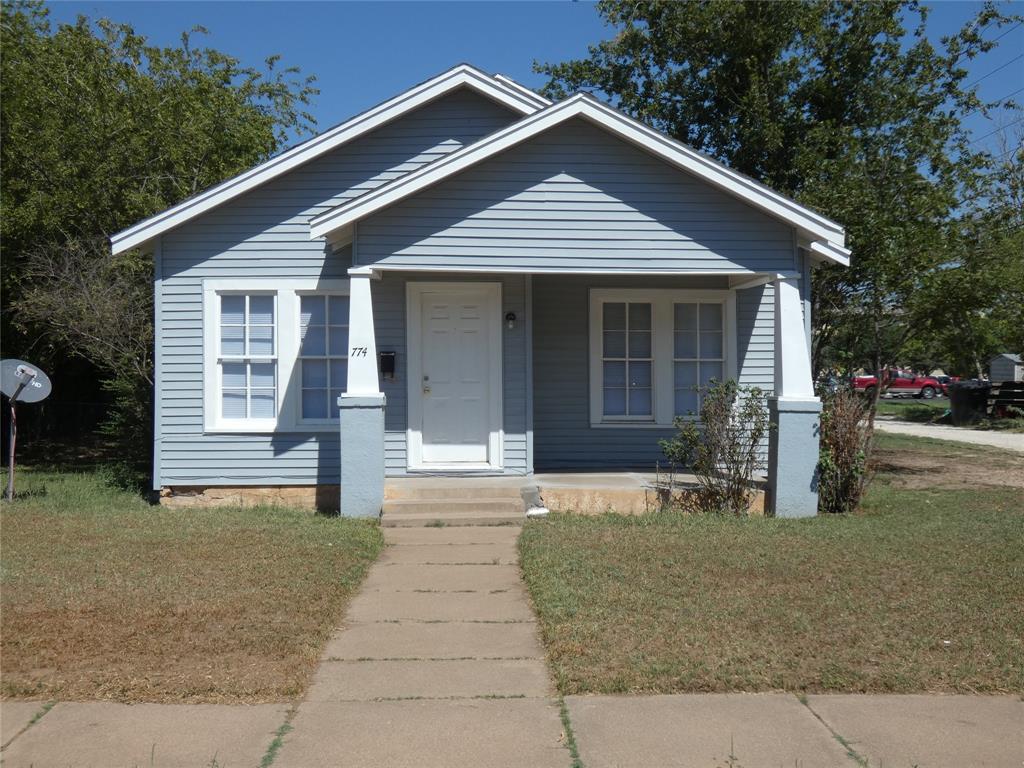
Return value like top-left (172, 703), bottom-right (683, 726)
top-left (1, 467), bottom-right (383, 703)
top-left (874, 397), bottom-right (949, 422)
top-left (519, 433), bottom-right (1024, 695)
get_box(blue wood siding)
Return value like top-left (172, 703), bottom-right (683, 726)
top-left (358, 119), bottom-right (797, 273)
top-left (374, 272), bottom-right (529, 476)
top-left (530, 274), bottom-right (776, 471)
top-left (157, 89), bottom-right (521, 487)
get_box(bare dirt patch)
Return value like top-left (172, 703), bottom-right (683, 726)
top-left (871, 433), bottom-right (1024, 490)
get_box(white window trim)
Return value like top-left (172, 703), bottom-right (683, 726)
top-left (203, 278), bottom-right (350, 434)
top-left (588, 288), bottom-right (737, 428)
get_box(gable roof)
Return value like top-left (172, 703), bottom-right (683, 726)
top-left (309, 93), bottom-right (850, 266)
top-left (110, 65), bottom-right (548, 255)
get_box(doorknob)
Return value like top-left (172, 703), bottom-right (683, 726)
top-left (422, 375), bottom-right (430, 394)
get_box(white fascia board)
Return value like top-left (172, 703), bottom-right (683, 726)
top-left (110, 65), bottom-right (543, 255)
top-left (493, 74), bottom-right (552, 108)
top-left (807, 240), bottom-right (851, 267)
top-left (309, 93), bottom-right (848, 260)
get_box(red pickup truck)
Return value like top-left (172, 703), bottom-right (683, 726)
top-left (852, 370), bottom-right (943, 400)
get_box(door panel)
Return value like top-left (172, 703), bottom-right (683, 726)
top-left (419, 290), bottom-right (492, 464)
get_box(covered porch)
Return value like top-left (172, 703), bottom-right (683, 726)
top-left (341, 265), bottom-right (820, 519)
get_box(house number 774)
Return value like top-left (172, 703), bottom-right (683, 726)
top-left (351, 347), bottom-right (368, 357)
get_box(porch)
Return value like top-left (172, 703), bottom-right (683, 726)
top-left (382, 471), bottom-right (769, 527)
top-left (342, 267), bottom-right (817, 519)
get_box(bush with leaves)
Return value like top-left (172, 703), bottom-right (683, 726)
top-left (659, 380), bottom-right (770, 516)
top-left (817, 390), bottom-right (873, 515)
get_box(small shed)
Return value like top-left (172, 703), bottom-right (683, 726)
top-left (989, 353), bottom-right (1024, 382)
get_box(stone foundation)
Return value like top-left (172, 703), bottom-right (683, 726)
top-left (159, 485), bottom-right (340, 512)
top-left (538, 485), bottom-right (766, 517)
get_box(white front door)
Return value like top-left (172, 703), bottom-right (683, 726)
top-left (408, 283), bottom-right (502, 468)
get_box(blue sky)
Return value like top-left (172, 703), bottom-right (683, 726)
top-left (44, 0), bottom-right (1023, 155)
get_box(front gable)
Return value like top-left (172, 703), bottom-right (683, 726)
top-left (354, 118), bottom-right (798, 274)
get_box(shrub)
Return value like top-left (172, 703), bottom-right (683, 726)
top-left (659, 380), bottom-right (770, 515)
top-left (818, 390), bottom-right (873, 514)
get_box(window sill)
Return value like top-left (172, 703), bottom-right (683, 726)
top-left (204, 421), bottom-right (339, 435)
top-left (589, 421), bottom-right (679, 429)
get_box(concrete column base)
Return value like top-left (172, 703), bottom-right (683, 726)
top-left (338, 393), bottom-right (386, 519)
top-left (768, 396), bottom-right (822, 518)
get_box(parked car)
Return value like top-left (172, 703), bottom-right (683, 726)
top-left (933, 375), bottom-right (960, 395)
top-left (852, 370), bottom-right (943, 399)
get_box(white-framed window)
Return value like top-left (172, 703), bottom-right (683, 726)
top-left (218, 293), bottom-right (277, 425)
top-left (600, 301), bottom-right (653, 420)
top-left (673, 302), bottom-right (724, 415)
top-left (589, 288), bottom-right (736, 427)
top-left (298, 294), bottom-right (349, 422)
top-left (202, 278), bottom-right (350, 433)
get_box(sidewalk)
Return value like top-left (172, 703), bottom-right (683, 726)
top-left (272, 524), bottom-right (567, 768)
top-left (876, 418), bottom-right (1024, 453)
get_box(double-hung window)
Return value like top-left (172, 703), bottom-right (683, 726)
top-left (600, 302), bottom-right (653, 420)
top-left (673, 303), bottom-right (724, 415)
top-left (299, 294), bottom-right (349, 421)
top-left (590, 289), bottom-right (734, 427)
top-left (218, 293), bottom-right (277, 424)
top-left (203, 279), bottom-right (350, 432)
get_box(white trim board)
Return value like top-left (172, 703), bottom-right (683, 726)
top-left (111, 65), bottom-right (545, 255)
top-left (405, 281), bottom-right (504, 471)
top-left (309, 93), bottom-right (849, 265)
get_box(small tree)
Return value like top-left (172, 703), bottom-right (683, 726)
top-left (660, 380), bottom-right (770, 516)
top-left (818, 390), bottom-right (872, 515)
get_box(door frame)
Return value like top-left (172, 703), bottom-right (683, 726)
top-left (406, 281), bottom-right (504, 471)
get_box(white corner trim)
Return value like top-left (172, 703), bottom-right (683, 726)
top-left (405, 281), bottom-right (504, 471)
top-left (202, 277), bottom-right (351, 434)
top-left (587, 287), bottom-right (737, 429)
top-left (309, 94), bottom-right (847, 262)
top-left (110, 65), bottom-right (543, 255)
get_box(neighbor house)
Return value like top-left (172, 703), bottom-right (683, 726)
top-left (111, 65), bottom-right (848, 519)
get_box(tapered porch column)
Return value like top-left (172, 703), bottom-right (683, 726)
top-left (767, 276), bottom-right (821, 518)
top-left (338, 268), bottom-right (385, 518)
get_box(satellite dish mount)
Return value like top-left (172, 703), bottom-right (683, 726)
top-left (1, 359), bottom-right (53, 501)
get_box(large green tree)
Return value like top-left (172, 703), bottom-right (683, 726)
top-left (1, 1), bottom-right (317, 469)
top-left (537, 0), bottom-right (1020, 402)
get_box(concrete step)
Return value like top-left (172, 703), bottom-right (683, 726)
top-left (381, 498), bottom-right (525, 527)
top-left (385, 480), bottom-right (525, 501)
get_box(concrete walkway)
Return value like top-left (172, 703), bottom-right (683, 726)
top-left (876, 419), bottom-right (1024, 453)
top-left (566, 693), bottom-right (1024, 767)
top-left (273, 524), bottom-right (567, 768)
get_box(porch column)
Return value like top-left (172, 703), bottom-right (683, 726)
top-left (767, 275), bottom-right (821, 518)
top-left (338, 268), bottom-right (385, 519)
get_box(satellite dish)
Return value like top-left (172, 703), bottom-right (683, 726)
top-left (2, 358), bottom-right (52, 501)
top-left (1, 359), bottom-right (52, 403)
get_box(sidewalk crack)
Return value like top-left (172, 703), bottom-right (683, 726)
top-left (796, 694), bottom-right (869, 767)
top-left (0, 701), bottom-right (55, 751)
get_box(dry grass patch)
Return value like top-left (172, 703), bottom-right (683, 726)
top-left (1, 468), bottom-right (383, 703)
top-left (519, 433), bottom-right (1024, 695)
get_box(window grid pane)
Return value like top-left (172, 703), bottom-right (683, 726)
top-left (219, 293), bottom-right (277, 420)
top-left (674, 302), bottom-right (724, 415)
top-left (299, 293), bottom-right (349, 420)
top-left (602, 301), bottom-right (653, 418)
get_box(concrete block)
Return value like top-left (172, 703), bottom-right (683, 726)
top-left (566, 693), bottom-right (850, 768)
top-left (322, 621), bottom-right (544, 660)
top-left (1, 702), bottom-right (288, 768)
top-left (275, 699), bottom-right (567, 768)
top-left (306, 658), bottom-right (551, 701)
